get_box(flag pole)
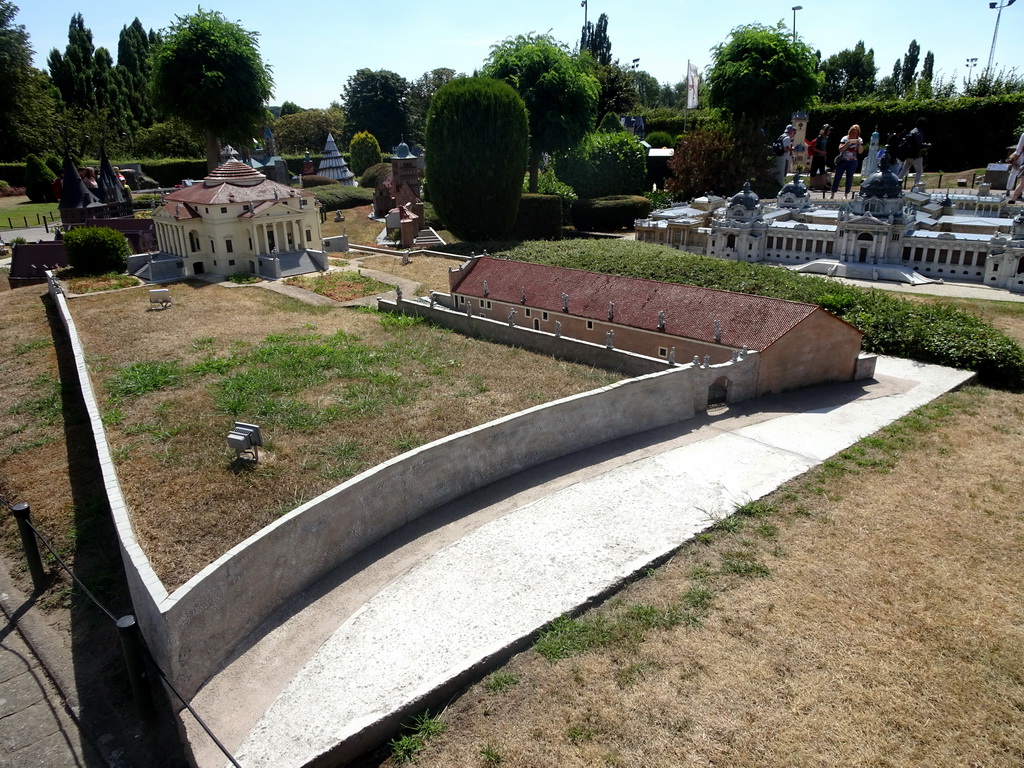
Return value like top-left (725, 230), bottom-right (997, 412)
top-left (685, 59), bottom-right (690, 133)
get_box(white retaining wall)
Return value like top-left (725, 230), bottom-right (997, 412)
top-left (47, 274), bottom-right (761, 700)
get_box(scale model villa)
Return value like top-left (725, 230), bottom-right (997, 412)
top-left (447, 256), bottom-right (870, 396)
top-left (144, 160), bottom-right (326, 282)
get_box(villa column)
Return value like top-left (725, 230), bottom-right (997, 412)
top-left (249, 223), bottom-right (258, 255)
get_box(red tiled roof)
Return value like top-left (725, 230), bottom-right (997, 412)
top-left (164, 160), bottom-right (310, 205)
top-left (450, 257), bottom-right (847, 351)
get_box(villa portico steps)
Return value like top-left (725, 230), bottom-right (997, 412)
top-left (790, 259), bottom-right (939, 286)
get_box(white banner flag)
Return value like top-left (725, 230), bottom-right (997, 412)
top-left (687, 62), bottom-right (700, 109)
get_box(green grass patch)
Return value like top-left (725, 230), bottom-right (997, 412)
top-left (105, 360), bottom-right (183, 399)
top-left (285, 270), bottom-right (391, 302)
top-left (499, 239), bottom-right (1024, 389)
top-left (63, 271), bottom-right (140, 293)
top-left (388, 711), bottom-right (446, 764)
top-left (484, 672), bottom-right (520, 694)
top-left (13, 338), bottom-right (51, 355)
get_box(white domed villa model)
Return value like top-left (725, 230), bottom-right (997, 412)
top-left (144, 160), bottom-right (326, 282)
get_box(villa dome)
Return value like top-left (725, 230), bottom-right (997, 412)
top-left (729, 181), bottom-right (760, 210)
top-left (204, 160), bottom-right (266, 187)
top-left (860, 155), bottom-right (902, 199)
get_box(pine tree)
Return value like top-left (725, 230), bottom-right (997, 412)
top-left (116, 19), bottom-right (156, 128)
top-left (48, 13), bottom-right (97, 112)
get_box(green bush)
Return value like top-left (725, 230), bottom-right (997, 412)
top-left (570, 195), bottom-right (650, 232)
top-left (63, 227), bottom-right (131, 274)
top-left (359, 162), bottom-right (391, 189)
top-left (598, 112), bottom-right (623, 132)
top-left (43, 155), bottom-right (63, 176)
top-left (532, 169), bottom-right (577, 224)
top-left (349, 131), bottom-right (383, 178)
top-left (313, 185), bottom-right (374, 211)
top-left (139, 158), bottom-right (208, 187)
top-left (645, 131), bottom-right (675, 148)
top-left (554, 131), bottom-right (646, 200)
top-left (511, 194), bottom-right (562, 240)
top-left (426, 77), bottom-right (529, 241)
top-left (498, 239), bottom-right (1024, 389)
top-left (24, 154), bottom-right (56, 203)
top-left (132, 194), bottom-right (163, 210)
top-left (0, 163), bottom-right (26, 187)
top-left (301, 175), bottom-right (338, 188)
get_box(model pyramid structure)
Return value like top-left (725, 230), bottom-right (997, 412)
top-left (316, 133), bottom-right (356, 185)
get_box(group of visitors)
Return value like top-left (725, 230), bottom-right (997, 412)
top-left (774, 118), bottom-right (930, 199)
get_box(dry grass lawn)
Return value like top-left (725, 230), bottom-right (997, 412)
top-left (396, 384), bottom-right (1024, 768)
top-left (63, 278), bottom-right (619, 589)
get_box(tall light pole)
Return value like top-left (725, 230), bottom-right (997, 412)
top-left (966, 57), bottom-right (978, 87)
top-left (987, 0), bottom-right (1017, 75)
top-left (580, 0), bottom-right (588, 49)
top-left (791, 6), bottom-right (802, 43)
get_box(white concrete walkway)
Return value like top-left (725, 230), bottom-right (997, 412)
top-left (182, 356), bottom-right (974, 768)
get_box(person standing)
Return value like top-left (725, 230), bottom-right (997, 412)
top-left (885, 124), bottom-right (905, 176)
top-left (830, 124), bottom-right (864, 199)
top-left (809, 124), bottom-right (831, 188)
top-left (1008, 131), bottom-right (1024, 203)
top-left (897, 118), bottom-right (929, 188)
top-left (774, 124), bottom-right (797, 186)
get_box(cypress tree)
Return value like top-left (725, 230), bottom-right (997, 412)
top-left (426, 77), bottom-right (529, 241)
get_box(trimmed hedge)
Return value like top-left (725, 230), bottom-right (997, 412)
top-left (25, 155), bottom-right (56, 203)
top-left (554, 131), bottom-right (646, 200)
top-left (301, 175), bottom-right (339, 188)
top-left (360, 162), bottom-right (391, 189)
top-left (511, 194), bottom-right (562, 240)
top-left (811, 93), bottom-right (1024, 172)
top-left (0, 163), bottom-right (26, 187)
top-left (571, 195), bottom-right (651, 232)
top-left (349, 132), bottom-right (383, 178)
top-left (139, 159), bottom-right (208, 187)
top-left (313, 185), bottom-right (373, 211)
top-left (63, 226), bottom-right (131, 274)
top-left (498, 238), bottom-right (1024, 390)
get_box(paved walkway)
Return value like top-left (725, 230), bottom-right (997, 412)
top-left (182, 356), bottom-right (974, 768)
top-left (0, 574), bottom-right (104, 768)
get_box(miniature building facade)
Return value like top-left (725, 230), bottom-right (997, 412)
top-left (448, 256), bottom-right (866, 396)
top-left (149, 161), bottom-right (325, 280)
top-left (636, 159), bottom-right (1024, 292)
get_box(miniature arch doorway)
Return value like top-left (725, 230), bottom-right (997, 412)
top-left (708, 375), bottom-right (730, 408)
top-left (857, 232), bottom-right (873, 262)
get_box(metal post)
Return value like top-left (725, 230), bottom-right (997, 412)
top-left (116, 615), bottom-right (156, 721)
top-left (10, 502), bottom-right (46, 591)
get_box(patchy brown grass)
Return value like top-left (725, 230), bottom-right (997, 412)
top-left (356, 253), bottom-right (459, 295)
top-left (284, 269), bottom-right (391, 301)
top-left (63, 281), bottom-right (619, 589)
top-left (62, 271), bottom-right (141, 294)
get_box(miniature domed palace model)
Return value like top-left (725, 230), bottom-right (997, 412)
top-left (636, 156), bottom-right (1024, 293)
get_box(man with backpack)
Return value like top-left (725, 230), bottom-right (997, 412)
top-left (897, 118), bottom-right (930, 188)
top-left (773, 124), bottom-right (796, 186)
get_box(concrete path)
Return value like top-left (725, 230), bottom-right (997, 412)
top-left (182, 356), bottom-right (974, 768)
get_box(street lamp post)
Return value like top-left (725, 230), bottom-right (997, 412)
top-left (966, 57), bottom-right (978, 87)
top-left (580, 0), bottom-right (588, 49)
top-left (791, 6), bottom-right (802, 43)
top-left (987, 0), bottom-right (1017, 75)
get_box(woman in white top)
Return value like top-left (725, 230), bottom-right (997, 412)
top-left (1008, 132), bottom-right (1024, 204)
top-left (830, 124), bottom-right (865, 199)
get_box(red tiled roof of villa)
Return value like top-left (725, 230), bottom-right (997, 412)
top-left (164, 160), bottom-right (311, 205)
top-left (449, 257), bottom-right (851, 351)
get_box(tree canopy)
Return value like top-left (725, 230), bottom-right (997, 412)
top-left (341, 68), bottom-right (410, 150)
top-left (272, 107), bottom-right (344, 154)
top-left (426, 77), bottom-right (529, 240)
top-left (818, 41), bottom-right (877, 103)
top-left (150, 9), bottom-right (273, 170)
top-left (706, 22), bottom-right (819, 126)
top-left (408, 67), bottom-right (458, 145)
top-left (481, 33), bottom-right (599, 191)
top-left (582, 12), bottom-right (612, 66)
top-left (0, 2), bottom-right (58, 161)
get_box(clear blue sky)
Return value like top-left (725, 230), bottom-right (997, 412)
top-left (13, 0), bottom-right (1023, 110)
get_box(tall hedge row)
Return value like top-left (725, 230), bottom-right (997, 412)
top-left (810, 93), bottom-right (1024, 171)
top-left (426, 77), bottom-right (529, 241)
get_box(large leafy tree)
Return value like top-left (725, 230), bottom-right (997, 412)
top-left (0, 1), bottom-right (58, 160)
top-left (150, 9), bottom-right (274, 171)
top-left (47, 14), bottom-right (97, 112)
top-left (482, 33), bottom-right (599, 191)
top-left (272, 107), bottom-right (345, 154)
top-left (341, 68), bottom-right (410, 150)
top-left (408, 67), bottom-right (457, 146)
top-left (818, 41), bottom-right (877, 103)
top-left (706, 22), bottom-right (819, 127)
top-left (426, 77), bottom-right (529, 240)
